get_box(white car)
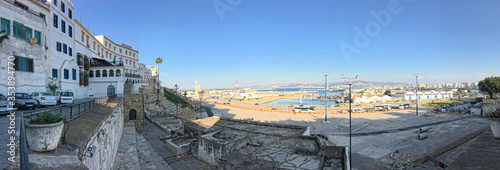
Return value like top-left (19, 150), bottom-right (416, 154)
top-left (31, 92), bottom-right (58, 107)
top-left (56, 90), bottom-right (74, 104)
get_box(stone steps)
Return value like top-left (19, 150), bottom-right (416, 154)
top-left (114, 125), bottom-right (172, 170)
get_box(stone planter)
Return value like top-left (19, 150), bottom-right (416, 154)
top-left (489, 118), bottom-right (500, 139)
top-left (25, 120), bottom-right (64, 151)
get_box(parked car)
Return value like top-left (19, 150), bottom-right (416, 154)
top-left (56, 90), bottom-right (74, 104)
top-left (0, 94), bottom-right (10, 113)
top-left (14, 93), bottom-right (37, 110)
top-left (31, 92), bottom-right (58, 107)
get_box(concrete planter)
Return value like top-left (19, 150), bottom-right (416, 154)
top-left (489, 118), bottom-right (500, 139)
top-left (25, 120), bottom-right (64, 152)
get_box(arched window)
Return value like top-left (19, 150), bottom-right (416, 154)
top-left (95, 70), bottom-right (101, 77)
top-left (109, 70), bottom-right (114, 77)
top-left (102, 70), bottom-right (107, 77)
top-left (116, 69), bottom-right (121, 77)
top-left (89, 70), bottom-right (94, 77)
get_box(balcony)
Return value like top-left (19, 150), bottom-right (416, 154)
top-left (125, 73), bottom-right (141, 78)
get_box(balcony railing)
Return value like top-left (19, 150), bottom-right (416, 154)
top-left (125, 73), bottom-right (141, 78)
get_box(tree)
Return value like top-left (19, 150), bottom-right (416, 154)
top-left (478, 76), bottom-right (500, 99)
top-left (155, 57), bottom-right (163, 100)
top-left (0, 30), bottom-right (9, 47)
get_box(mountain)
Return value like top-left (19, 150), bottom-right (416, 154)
top-left (246, 81), bottom-right (408, 89)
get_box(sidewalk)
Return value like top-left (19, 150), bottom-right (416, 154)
top-left (447, 129), bottom-right (500, 169)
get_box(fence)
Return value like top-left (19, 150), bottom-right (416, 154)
top-left (19, 95), bottom-right (114, 169)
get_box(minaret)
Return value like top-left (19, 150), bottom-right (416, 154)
top-left (195, 81), bottom-right (199, 95)
top-left (236, 80), bottom-right (238, 91)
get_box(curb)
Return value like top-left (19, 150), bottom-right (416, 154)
top-left (410, 126), bottom-right (489, 167)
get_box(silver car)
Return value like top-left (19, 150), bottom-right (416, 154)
top-left (0, 94), bottom-right (9, 113)
top-left (31, 92), bottom-right (58, 107)
top-left (14, 93), bottom-right (37, 110)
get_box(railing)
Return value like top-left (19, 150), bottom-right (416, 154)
top-left (125, 73), bottom-right (141, 78)
top-left (19, 96), bottom-right (111, 169)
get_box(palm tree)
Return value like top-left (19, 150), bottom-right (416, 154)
top-left (0, 30), bottom-right (9, 47)
top-left (156, 57), bottom-right (163, 100)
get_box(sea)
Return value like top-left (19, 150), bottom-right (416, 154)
top-left (266, 97), bottom-right (339, 106)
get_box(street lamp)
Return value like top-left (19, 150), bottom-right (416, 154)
top-left (415, 73), bottom-right (419, 116)
top-left (175, 84), bottom-right (179, 117)
top-left (59, 59), bottom-right (75, 90)
top-left (342, 74), bottom-right (357, 170)
top-left (323, 72), bottom-right (330, 124)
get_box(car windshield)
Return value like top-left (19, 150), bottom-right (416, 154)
top-left (41, 92), bottom-right (53, 96)
top-left (0, 94), bottom-right (6, 101)
top-left (15, 93), bottom-right (31, 99)
top-left (61, 92), bottom-right (73, 96)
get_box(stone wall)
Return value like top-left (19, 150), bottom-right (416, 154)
top-left (81, 101), bottom-right (124, 169)
top-left (123, 93), bottom-right (145, 132)
top-left (197, 130), bottom-right (248, 166)
top-left (178, 111), bottom-right (196, 120)
top-left (482, 99), bottom-right (500, 116)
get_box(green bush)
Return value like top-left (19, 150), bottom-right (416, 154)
top-left (486, 107), bottom-right (500, 118)
top-left (164, 89), bottom-right (192, 108)
top-left (31, 111), bottom-right (63, 124)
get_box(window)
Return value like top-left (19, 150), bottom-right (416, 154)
top-left (95, 70), bottom-right (101, 77)
top-left (68, 8), bottom-right (72, 19)
top-left (39, 13), bottom-right (46, 21)
top-left (56, 42), bottom-right (61, 51)
top-left (53, 0), bottom-right (57, 6)
top-left (1, 18), bottom-right (10, 35)
top-left (119, 49), bottom-right (122, 53)
top-left (93, 42), bottom-right (95, 50)
top-left (14, 56), bottom-right (33, 72)
top-left (69, 26), bottom-right (72, 37)
top-left (63, 43), bottom-right (67, 54)
top-left (72, 69), bottom-right (76, 80)
top-left (61, 2), bottom-right (65, 12)
top-left (116, 69), bottom-right (121, 77)
top-left (89, 70), bottom-right (94, 77)
top-left (81, 31), bottom-right (84, 41)
top-left (109, 70), bottom-right (114, 77)
top-left (13, 22), bottom-right (32, 42)
top-left (52, 69), bottom-right (58, 78)
top-left (64, 69), bottom-right (69, 79)
top-left (102, 70), bottom-right (107, 77)
top-left (14, 1), bottom-right (29, 10)
top-left (69, 47), bottom-right (72, 56)
top-left (61, 20), bottom-right (65, 33)
top-left (105, 42), bottom-right (107, 46)
top-left (53, 14), bottom-right (58, 28)
top-left (34, 30), bottom-right (41, 45)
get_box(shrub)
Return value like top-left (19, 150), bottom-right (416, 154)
top-left (31, 111), bottom-right (63, 124)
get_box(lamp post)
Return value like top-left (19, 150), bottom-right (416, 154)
top-left (59, 59), bottom-right (75, 90)
top-left (342, 74), bottom-right (357, 170)
top-left (415, 73), bottom-right (419, 116)
top-left (323, 72), bottom-right (330, 123)
top-left (175, 84), bottom-right (179, 117)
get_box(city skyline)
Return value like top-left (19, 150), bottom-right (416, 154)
top-left (74, 0), bottom-right (500, 89)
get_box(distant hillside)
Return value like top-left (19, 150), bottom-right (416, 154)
top-left (246, 81), bottom-right (408, 89)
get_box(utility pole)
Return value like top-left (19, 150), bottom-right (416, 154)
top-left (323, 72), bottom-right (330, 123)
top-left (415, 73), bottom-right (419, 116)
top-left (175, 84), bottom-right (179, 118)
top-left (342, 74), bottom-right (357, 170)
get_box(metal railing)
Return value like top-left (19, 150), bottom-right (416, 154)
top-left (19, 96), bottom-right (112, 169)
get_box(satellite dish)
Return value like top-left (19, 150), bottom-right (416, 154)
top-left (30, 38), bottom-right (37, 44)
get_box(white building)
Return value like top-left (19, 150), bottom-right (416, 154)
top-left (394, 91), bottom-right (454, 100)
top-left (0, 0), bottom-right (49, 95)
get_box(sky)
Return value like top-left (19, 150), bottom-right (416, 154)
top-left (73, 0), bottom-right (500, 90)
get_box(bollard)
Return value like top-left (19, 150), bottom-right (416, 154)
top-left (418, 132), bottom-right (428, 140)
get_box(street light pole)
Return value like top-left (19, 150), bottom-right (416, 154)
top-left (342, 74), bottom-right (357, 170)
top-left (415, 73), bottom-right (419, 116)
top-left (175, 84), bottom-right (179, 117)
top-left (323, 72), bottom-right (330, 124)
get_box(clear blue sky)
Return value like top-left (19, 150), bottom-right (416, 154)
top-left (73, 0), bottom-right (500, 90)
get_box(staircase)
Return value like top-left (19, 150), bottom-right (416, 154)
top-left (114, 124), bottom-right (172, 170)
